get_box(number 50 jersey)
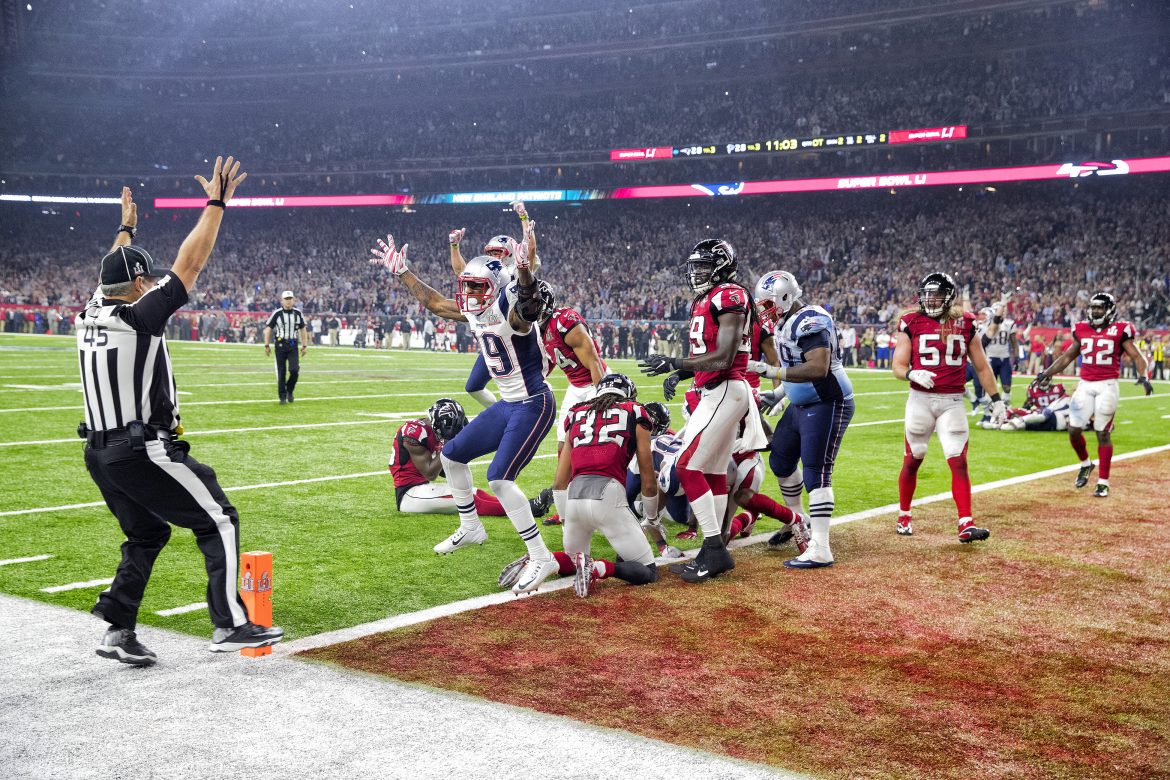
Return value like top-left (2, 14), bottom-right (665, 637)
top-left (564, 399), bottom-right (653, 483)
top-left (899, 310), bottom-right (978, 394)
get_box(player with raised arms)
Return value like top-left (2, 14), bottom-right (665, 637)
top-left (371, 230), bottom-right (558, 595)
top-left (893, 272), bottom-right (1004, 541)
top-left (1034, 292), bottom-right (1153, 497)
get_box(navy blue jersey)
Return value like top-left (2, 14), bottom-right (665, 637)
top-left (775, 305), bottom-right (854, 407)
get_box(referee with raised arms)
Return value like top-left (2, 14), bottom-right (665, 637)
top-left (78, 157), bottom-right (283, 665)
top-left (264, 290), bottom-right (308, 404)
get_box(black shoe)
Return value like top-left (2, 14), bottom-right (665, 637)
top-left (678, 544), bottom-right (735, 583)
top-left (287, 392), bottom-right (295, 403)
top-left (1093, 483), bottom-right (1110, 498)
top-left (209, 621), bottom-right (284, 652)
top-left (279, 396), bottom-right (288, 405)
top-left (528, 488), bottom-right (554, 517)
top-left (1074, 462), bottom-right (1095, 489)
top-left (96, 628), bottom-right (157, 666)
top-left (768, 528), bottom-right (794, 548)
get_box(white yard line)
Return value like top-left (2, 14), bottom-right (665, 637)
top-left (40, 577), bottom-right (113, 593)
top-left (0, 554), bottom-right (53, 567)
top-left (0, 418), bottom-right (417, 447)
top-left (154, 602), bottom-right (209, 617)
top-left (280, 443), bottom-right (1170, 655)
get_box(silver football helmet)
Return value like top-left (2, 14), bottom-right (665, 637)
top-left (455, 255), bottom-right (510, 315)
top-left (754, 270), bottom-right (802, 327)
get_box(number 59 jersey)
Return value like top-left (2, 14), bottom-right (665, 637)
top-left (564, 399), bottom-right (652, 483)
top-left (898, 310), bottom-right (978, 394)
top-left (465, 281), bottom-right (552, 402)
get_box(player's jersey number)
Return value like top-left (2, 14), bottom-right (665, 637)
top-left (571, 407), bottom-right (629, 448)
top-left (480, 332), bottom-right (516, 377)
top-left (1079, 337), bottom-right (1114, 365)
top-left (917, 333), bottom-right (965, 366)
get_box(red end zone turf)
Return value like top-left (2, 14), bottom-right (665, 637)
top-left (305, 455), bottom-right (1170, 780)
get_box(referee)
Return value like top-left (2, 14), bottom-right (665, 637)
top-left (79, 159), bottom-right (282, 665)
top-left (264, 291), bottom-right (308, 404)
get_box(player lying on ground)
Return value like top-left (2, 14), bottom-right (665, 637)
top-left (390, 398), bottom-right (553, 517)
top-left (976, 381), bottom-right (1073, 432)
top-left (499, 374), bottom-right (662, 597)
top-left (372, 230), bottom-right (558, 595)
top-left (1034, 292), bottom-right (1153, 498)
top-left (892, 272), bottom-right (1004, 542)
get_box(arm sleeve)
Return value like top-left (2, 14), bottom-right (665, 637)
top-left (118, 274), bottom-right (189, 336)
top-left (514, 278), bottom-right (543, 323)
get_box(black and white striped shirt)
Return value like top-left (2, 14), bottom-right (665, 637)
top-left (75, 274), bottom-right (189, 433)
top-left (266, 307), bottom-right (306, 341)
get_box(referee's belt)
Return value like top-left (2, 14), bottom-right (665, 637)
top-left (276, 338), bottom-right (298, 345)
top-left (79, 422), bottom-right (172, 449)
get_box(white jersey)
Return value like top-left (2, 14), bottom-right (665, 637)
top-left (464, 282), bottom-right (551, 402)
top-left (983, 318), bottom-right (1016, 359)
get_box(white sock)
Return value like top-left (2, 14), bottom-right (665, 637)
top-left (553, 489), bottom-right (568, 519)
top-left (489, 479), bottom-right (550, 559)
top-left (690, 491), bottom-right (721, 539)
top-left (1081, 458), bottom-right (1093, 467)
top-left (469, 388), bottom-right (496, 409)
top-left (441, 454), bottom-right (480, 530)
top-left (778, 471), bottom-right (804, 513)
top-left (808, 487), bottom-right (834, 555)
top-left (713, 492), bottom-right (729, 534)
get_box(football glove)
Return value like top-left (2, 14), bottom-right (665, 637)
top-left (747, 359), bottom-right (781, 380)
top-left (507, 237), bottom-right (532, 271)
top-left (448, 227), bottom-right (465, 246)
top-left (907, 369), bottom-right (936, 389)
top-left (759, 388), bottom-right (786, 415)
top-left (639, 354), bottom-right (679, 377)
top-left (988, 399), bottom-right (1007, 425)
top-left (1031, 375), bottom-right (1052, 392)
top-left (662, 370), bottom-right (683, 400)
top-left (1137, 376), bottom-right (1154, 395)
top-left (370, 234), bottom-right (409, 276)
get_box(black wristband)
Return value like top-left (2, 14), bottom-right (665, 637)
top-left (117, 225), bottom-right (136, 237)
top-left (206, 199), bottom-right (226, 209)
top-left (993, 315), bottom-right (1004, 324)
top-left (989, 393), bottom-right (1002, 403)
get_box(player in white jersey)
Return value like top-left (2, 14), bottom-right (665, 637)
top-left (371, 229), bottom-right (559, 594)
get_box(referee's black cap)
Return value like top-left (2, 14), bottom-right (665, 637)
top-left (100, 246), bottom-right (172, 285)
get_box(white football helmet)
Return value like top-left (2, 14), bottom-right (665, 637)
top-left (754, 271), bottom-right (802, 328)
top-left (483, 235), bottom-right (516, 267)
top-left (456, 255), bottom-right (509, 315)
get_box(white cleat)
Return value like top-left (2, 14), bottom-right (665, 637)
top-left (512, 555), bottom-right (559, 595)
top-left (784, 538), bottom-right (835, 569)
top-left (433, 524), bottom-right (488, 555)
top-left (498, 555), bottom-right (529, 589)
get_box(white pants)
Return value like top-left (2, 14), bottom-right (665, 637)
top-left (563, 476), bottom-right (655, 566)
top-left (1069, 379), bottom-right (1119, 431)
top-left (398, 483), bottom-right (459, 514)
top-left (733, 453), bottom-right (764, 496)
top-left (678, 379), bottom-right (758, 474)
top-left (905, 389), bottom-right (969, 459)
top-left (556, 382), bottom-right (596, 443)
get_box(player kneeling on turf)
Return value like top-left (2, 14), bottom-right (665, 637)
top-left (390, 398), bottom-right (553, 517)
top-left (500, 373), bottom-right (660, 598)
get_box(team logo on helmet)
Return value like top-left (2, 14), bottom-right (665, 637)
top-left (754, 270), bottom-right (802, 326)
top-left (685, 238), bottom-right (738, 296)
top-left (1088, 292), bottom-right (1117, 328)
top-left (918, 272), bottom-right (957, 319)
top-left (596, 373), bottom-right (638, 400)
top-left (644, 401), bottom-right (671, 436)
top-left (428, 397), bottom-right (468, 441)
top-left (456, 255), bottom-right (508, 314)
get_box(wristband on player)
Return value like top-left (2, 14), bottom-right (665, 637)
top-left (989, 393), bottom-right (1002, 404)
top-left (117, 225), bottom-right (136, 238)
top-left (206, 199), bottom-right (226, 209)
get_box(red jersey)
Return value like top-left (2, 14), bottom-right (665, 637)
top-left (564, 399), bottom-right (651, 483)
top-left (436, 321), bottom-right (447, 334)
top-left (745, 314), bottom-right (772, 390)
top-left (1026, 382), bottom-right (1067, 410)
top-left (899, 310), bottom-right (978, 394)
top-left (543, 307), bottom-right (606, 388)
top-left (689, 282), bottom-right (751, 388)
top-left (1073, 320), bottom-right (1135, 382)
top-left (389, 419), bottom-right (440, 489)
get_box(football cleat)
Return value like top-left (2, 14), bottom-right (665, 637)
top-left (512, 556), bottom-right (559, 594)
top-left (957, 520), bottom-right (991, 543)
top-left (897, 515), bottom-right (913, 536)
top-left (676, 528), bottom-right (698, 541)
top-left (433, 524), bottom-right (488, 555)
top-left (498, 555), bottom-right (529, 589)
top-left (783, 539), bottom-right (834, 569)
top-left (767, 526), bottom-right (794, 548)
top-left (209, 621), bottom-right (284, 652)
top-left (656, 543), bottom-right (685, 559)
top-left (1093, 484), bottom-right (1110, 498)
top-left (678, 544), bottom-right (735, 583)
top-left (528, 488), bottom-right (554, 517)
top-left (541, 513), bottom-right (563, 526)
top-left (736, 511), bottom-right (757, 539)
top-left (789, 514), bottom-right (811, 554)
top-left (96, 628), bottom-right (157, 666)
top-left (572, 552), bottom-right (594, 598)
top-left (1074, 463), bottom-right (1095, 489)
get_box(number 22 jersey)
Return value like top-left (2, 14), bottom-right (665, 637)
top-left (899, 310), bottom-right (977, 394)
top-left (1073, 320), bottom-right (1135, 382)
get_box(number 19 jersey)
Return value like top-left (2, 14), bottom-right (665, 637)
top-left (464, 282), bottom-right (552, 402)
top-left (899, 310), bottom-right (977, 394)
top-left (564, 400), bottom-right (652, 483)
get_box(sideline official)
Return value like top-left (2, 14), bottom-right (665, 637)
top-left (78, 159), bottom-right (283, 666)
top-left (264, 290), bottom-right (308, 404)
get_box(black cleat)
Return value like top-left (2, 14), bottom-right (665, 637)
top-left (528, 487), bottom-right (554, 517)
top-left (1093, 484), bottom-right (1110, 498)
top-left (287, 392), bottom-right (295, 403)
top-left (678, 544), bottom-right (735, 583)
top-left (1074, 462), bottom-right (1095, 489)
top-left (279, 396), bottom-right (288, 405)
top-left (96, 628), bottom-right (157, 666)
top-left (767, 528), bottom-right (794, 548)
top-left (958, 523), bottom-right (991, 543)
top-left (209, 621), bottom-right (284, 652)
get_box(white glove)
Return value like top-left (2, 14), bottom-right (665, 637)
top-left (507, 237), bottom-right (531, 271)
top-left (760, 388), bottom-right (786, 415)
top-left (657, 544), bottom-right (685, 560)
top-left (747, 359), bottom-right (780, 379)
top-left (989, 399), bottom-right (1007, 425)
top-left (370, 234), bottom-right (409, 276)
top-left (907, 369), bottom-right (936, 389)
top-left (448, 227), bottom-right (465, 246)
top-left (511, 200), bottom-right (528, 220)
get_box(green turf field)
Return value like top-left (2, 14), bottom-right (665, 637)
top-left (2, 333), bottom-right (1167, 640)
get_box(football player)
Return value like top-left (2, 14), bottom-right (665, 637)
top-left (748, 271), bottom-right (852, 569)
top-left (893, 272), bottom-right (1004, 542)
top-left (971, 295), bottom-right (1016, 410)
top-left (978, 381), bottom-right (1073, 432)
top-left (499, 374), bottom-right (662, 597)
top-left (390, 398), bottom-right (553, 516)
top-left (1034, 293), bottom-right (1153, 497)
top-left (449, 201), bottom-right (543, 409)
top-left (371, 230), bottom-right (558, 595)
top-left (639, 239), bottom-right (766, 583)
top-left (535, 281), bottom-right (607, 454)
top-left (623, 402), bottom-right (688, 555)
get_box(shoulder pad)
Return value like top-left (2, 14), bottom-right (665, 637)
top-left (793, 310), bottom-right (832, 337)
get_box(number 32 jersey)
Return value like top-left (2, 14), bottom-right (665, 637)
top-left (899, 310), bottom-right (977, 394)
top-left (1073, 320), bottom-right (1135, 382)
top-left (564, 400), bottom-right (652, 483)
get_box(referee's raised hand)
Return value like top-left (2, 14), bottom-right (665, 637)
top-left (195, 155), bottom-right (248, 203)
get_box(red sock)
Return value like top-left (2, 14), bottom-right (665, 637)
top-left (728, 514), bottom-right (744, 537)
top-left (1070, 431), bottom-right (1090, 462)
top-left (946, 448), bottom-right (972, 520)
top-left (678, 467), bottom-right (711, 503)
top-left (1098, 444), bottom-right (1113, 479)
top-left (474, 489), bottom-right (506, 516)
top-left (744, 493), bottom-right (796, 524)
top-left (704, 473), bottom-right (728, 496)
top-left (898, 441), bottom-right (923, 513)
top-left (553, 551), bottom-right (575, 576)
top-left (594, 559), bottom-right (616, 579)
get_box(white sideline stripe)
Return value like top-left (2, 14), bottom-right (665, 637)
top-left (0, 453), bottom-right (560, 517)
top-left (154, 602), bottom-right (208, 617)
top-left (279, 442), bottom-right (1170, 655)
top-left (40, 577), bottom-right (113, 593)
top-left (0, 554), bottom-right (53, 567)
